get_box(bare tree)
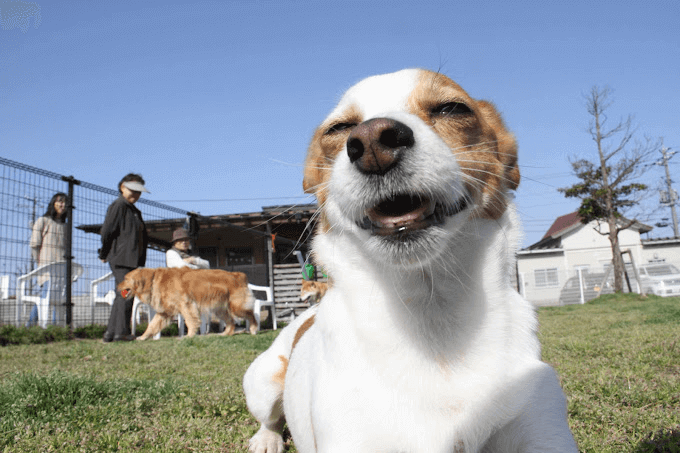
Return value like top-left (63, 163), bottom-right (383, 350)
top-left (559, 86), bottom-right (660, 292)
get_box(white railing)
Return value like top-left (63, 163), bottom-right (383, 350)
top-left (519, 262), bottom-right (680, 306)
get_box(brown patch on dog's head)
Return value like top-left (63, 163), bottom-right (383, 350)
top-left (303, 105), bottom-right (363, 232)
top-left (117, 267), bottom-right (155, 301)
top-left (475, 100), bottom-right (519, 218)
top-left (407, 70), bottom-right (519, 220)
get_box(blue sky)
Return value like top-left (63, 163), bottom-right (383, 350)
top-left (2, 0), bottom-right (679, 247)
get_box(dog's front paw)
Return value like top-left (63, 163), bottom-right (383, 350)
top-left (249, 426), bottom-right (284, 453)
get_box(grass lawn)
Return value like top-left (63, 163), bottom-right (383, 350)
top-left (539, 294), bottom-right (680, 452)
top-left (0, 293), bottom-right (678, 452)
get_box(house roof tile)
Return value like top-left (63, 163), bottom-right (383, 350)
top-left (542, 211), bottom-right (582, 239)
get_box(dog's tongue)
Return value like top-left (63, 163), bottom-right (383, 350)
top-left (369, 205), bottom-right (428, 228)
top-left (368, 196), bottom-right (432, 229)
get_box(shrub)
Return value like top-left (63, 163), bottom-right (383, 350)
top-left (73, 324), bottom-right (107, 339)
top-left (0, 324), bottom-right (74, 346)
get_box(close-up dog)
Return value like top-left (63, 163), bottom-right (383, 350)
top-left (118, 267), bottom-right (257, 340)
top-left (243, 69), bottom-right (577, 452)
top-left (299, 280), bottom-right (328, 305)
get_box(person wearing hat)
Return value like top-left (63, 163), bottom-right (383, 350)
top-left (166, 228), bottom-right (210, 269)
top-left (99, 173), bottom-right (149, 342)
top-left (166, 227), bottom-right (209, 337)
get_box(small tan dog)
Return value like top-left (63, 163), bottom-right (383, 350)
top-left (299, 280), bottom-right (328, 304)
top-left (118, 267), bottom-right (257, 340)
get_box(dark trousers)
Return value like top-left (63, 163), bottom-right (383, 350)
top-left (106, 265), bottom-right (136, 336)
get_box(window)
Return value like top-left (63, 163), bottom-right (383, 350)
top-left (641, 264), bottom-right (680, 276)
top-left (534, 268), bottom-right (559, 288)
top-left (197, 247), bottom-right (218, 268)
top-left (226, 247), bottom-right (253, 266)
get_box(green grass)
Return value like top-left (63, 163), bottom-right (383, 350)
top-left (0, 331), bottom-right (279, 452)
top-left (0, 294), bottom-right (678, 452)
top-left (539, 294), bottom-right (680, 452)
top-left (0, 321), bottom-right (181, 346)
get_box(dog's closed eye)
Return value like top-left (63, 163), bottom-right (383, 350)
top-left (325, 122), bottom-right (357, 135)
top-left (430, 102), bottom-right (472, 117)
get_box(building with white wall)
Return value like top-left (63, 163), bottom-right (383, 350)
top-left (517, 211), bottom-right (680, 306)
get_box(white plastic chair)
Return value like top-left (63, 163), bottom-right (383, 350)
top-left (131, 297), bottom-right (161, 340)
top-left (16, 262), bottom-right (83, 328)
top-left (177, 312), bottom-right (209, 338)
top-left (0, 275), bottom-right (9, 300)
top-left (90, 272), bottom-right (115, 325)
top-left (248, 283), bottom-right (277, 332)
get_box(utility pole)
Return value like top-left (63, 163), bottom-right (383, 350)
top-left (657, 145), bottom-right (679, 237)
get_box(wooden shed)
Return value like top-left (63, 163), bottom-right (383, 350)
top-left (78, 203), bottom-right (323, 322)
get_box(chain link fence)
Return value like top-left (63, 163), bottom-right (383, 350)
top-left (0, 157), bottom-right (189, 328)
top-left (519, 261), bottom-right (680, 306)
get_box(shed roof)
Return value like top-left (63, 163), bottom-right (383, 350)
top-left (77, 204), bottom-right (319, 251)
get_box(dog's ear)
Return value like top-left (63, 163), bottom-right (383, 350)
top-left (476, 100), bottom-right (520, 191)
top-left (303, 155), bottom-right (320, 194)
top-left (303, 129), bottom-right (326, 196)
top-left (140, 268), bottom-right (155, 293)
top-left (133, 270), bottom-right (142, 290)
top-left (303, 128), bottom-right (335, 230)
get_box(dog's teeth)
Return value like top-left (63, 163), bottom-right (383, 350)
top-left (425, 202), bottom-right (436, 217)
top-left (359, 196), bottom-right (470, 235)
top-left (432, 209), bottom-right (442, 224)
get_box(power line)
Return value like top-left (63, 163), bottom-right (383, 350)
top-left (155, 195), bottom-right (313, 203)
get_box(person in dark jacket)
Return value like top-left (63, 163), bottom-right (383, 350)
top-left (99, 173), bottom-right (149, 342)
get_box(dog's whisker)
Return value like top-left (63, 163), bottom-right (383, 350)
top-left (237, 199), bottom-right (318, 235)
top-left (291, 200), bottom-right (332, 255)
top-left (270, 158), bottom-right (306, 168)
top-left (458, 167), bottom-right (520, 191)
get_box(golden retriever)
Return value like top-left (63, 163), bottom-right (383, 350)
top-left (118, 267), bottom-right (257, 340)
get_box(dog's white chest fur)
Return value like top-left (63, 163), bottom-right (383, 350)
top-left (282, 214), bottom-right (555, 452)
top-left (243, 69), bottom-right (577, 452)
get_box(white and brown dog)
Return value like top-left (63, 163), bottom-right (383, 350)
top-left (243, 69), bottom-right (577, 452)
top-left (299, 280), bottom-right (329, 305)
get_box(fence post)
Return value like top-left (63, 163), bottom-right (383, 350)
top-left (266, 221), bottom-right (275, 303)
top-left (61, 175), bottom-right (81, 329)
top-left (578, 268), bottom-right (585, 304)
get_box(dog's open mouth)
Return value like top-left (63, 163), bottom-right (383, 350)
top-left (357, 194), bottom-right (468, 237)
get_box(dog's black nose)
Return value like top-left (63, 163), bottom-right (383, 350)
top-left (346, 118), bottom-right (414, 175)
